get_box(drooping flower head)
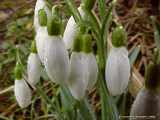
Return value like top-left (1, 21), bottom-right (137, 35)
top-left (27, 41), bottom-right (41, 87)
top-left (14, 62), bottom-right (32, 108)
top-left (43, 6), bottom-right (70, 85)
top-left (68, 32), bottom-right (98, 100)
top-left (105, 26), bottom-right (130, 96)
top-left (130, 51), bottom-right (160, 118)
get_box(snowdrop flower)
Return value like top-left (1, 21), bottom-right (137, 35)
top-left (34, 0), bottom-right (50, 31)
top-left (68, 34), bottom-right (87, 100)
top-left (35, 27), bottom-right (48, 63)
top-left (14, 62), bottom-right (32, 108)
top-left (69, 52), bottom-right (88, 100)
top-left (68, 33), bottom-right (98, 100)
top-left (82, 34), bottom-right (98, 90)
top-left (43, 6), bottom-right (70, 85)
top-left (105, 26), bottom-right (130, 96)
top-left (27, 41), bottom-right (41, 86)
top-left (63, 6), bottom-right (85, 49)
top-left (130, 61), bottom-right (160, 119)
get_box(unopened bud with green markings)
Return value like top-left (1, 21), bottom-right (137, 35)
top-left (112, 26), bottom-right (127, 47)
top-left (14, 62), bottom-right (23, 80)
top-left (82, 34), bottom-right (92, 53)
top-left (31, 40), bottom-right (37, 53)
top-left (38, 8), bottom-right (47, 26)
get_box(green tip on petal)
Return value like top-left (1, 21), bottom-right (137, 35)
top-left (112, 26), bottom-right (127, 47)
top-left (31, 40), bottom-right (37, 53)
top-left (73, 33), bottom-right (83, 52)
top-left (145, 62), bottom-right (160, 93)
top-left (82, 34), bottom-right (92, 53)
top-left (38, 9), bottom-right (47, 26)
top-left (14, 62), bottom-right (23, 80)
top-left (82, 0), bottom-right (96, 10)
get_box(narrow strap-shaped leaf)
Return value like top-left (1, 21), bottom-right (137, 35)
top-left (78, 98), bottom-right (97, 120)
top-left (98, 0), bottom-right (106, 20)
top-left (129, 46), bottom-right (140, 66)
top-left (64, 0), bottom-right (82, 25)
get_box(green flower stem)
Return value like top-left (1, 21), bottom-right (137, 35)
top-left (98, 72), bottom-right (119, 120)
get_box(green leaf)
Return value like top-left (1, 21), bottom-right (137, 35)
top-left (60, 86), bottom-right (75, 111)
top-left (78, 98), bottom-right (96, 120)
top-left (129, 46), bottom-right (140, 66)
top-left (98, 0), bottom-right (106, 20)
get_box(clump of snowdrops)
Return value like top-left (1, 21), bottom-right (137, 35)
top-left (13, 0), bottom-right (135, 119)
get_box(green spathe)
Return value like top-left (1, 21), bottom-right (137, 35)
top-left (82, 34), bottom-right (92, 53)
top-left (31, 40), bottom-right (37, 53)
top-left (38, 9), bottom-right (47, 26)
top-left (112, 26), bottom-right (127, 47)
top-left (14, 62), bottom-right (23, 80)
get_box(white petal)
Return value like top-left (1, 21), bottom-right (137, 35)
top-left (35, 27), bottom-right (48, 63)
top-left (63, 7), bottom-right (85, 49)
top-left (105, 47), bottom-right (130, 96)
top-left (27, 53), bottom-right (41, 86)
top-left (67, 52), bottom-right (88, 100)
top-left (86, 53), bottom-right (98, 90)
top-left (14, 79), bottom-right (32, 108)
top-left (34, 0), bottom-right (51, 31)
top-left (44, 36), bottom-right (70, 85)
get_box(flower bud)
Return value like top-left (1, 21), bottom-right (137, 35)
top-left (35, 27), bottom-right (48, 63)
top-left (83, 53), bottom-right (98, 90)
top-left (44, 35), bottom-right (70, 85)
top-left (38, 9), bottom-right (47, 26)
top-left (112, 26), bottom-right (127, 47)
top-left (68, 52), bottom-right (88, 100)
top-left (27, 53), bottom-right (41, 86)
top-left (14, 79), bottom-right (32, 108)
top-left (105, 47), bottom-right (130, 96)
